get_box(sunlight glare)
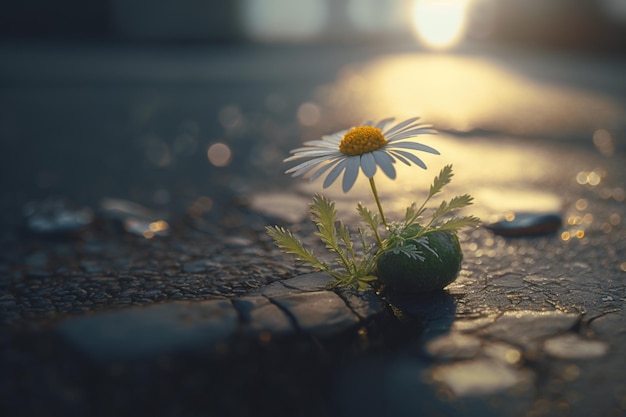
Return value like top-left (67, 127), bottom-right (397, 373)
top-left (411, 0), bottom-right (469, 49)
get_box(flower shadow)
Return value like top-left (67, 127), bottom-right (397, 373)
top-left (380, 288), bottom-right (457, 342)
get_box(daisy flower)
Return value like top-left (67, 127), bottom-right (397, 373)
top-left (284, 117), bottom-right (439, 193)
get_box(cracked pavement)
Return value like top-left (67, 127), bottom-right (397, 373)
top-left (1, 42), bottom-right (625, 417)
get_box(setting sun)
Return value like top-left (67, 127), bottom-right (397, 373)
top-left (411, 0), bottom-right (469, 49)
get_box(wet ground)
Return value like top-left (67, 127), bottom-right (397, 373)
top-left (1, 41), bottom-right (626, 416)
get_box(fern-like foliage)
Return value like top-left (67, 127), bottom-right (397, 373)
top-left (265, 226), bottom-right (329, 272)
top-left (382, 165), bottom-right (480, 261)
top-left (404, 164), bottom-right (454, 227)
top-left (267, 194), bottom-right (384, 289)
top-left (430, 164), bottom-right (453, 196)
top-left (430, 215), bottom-right (481, 233)
top-left (386, 243), bottom-right (425, 261)
top-left (310, 194), bottom-right (354, 274)
top-left (267, 164), bottom-right (480, 289)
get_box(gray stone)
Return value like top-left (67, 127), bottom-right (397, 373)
top-left (589, 310), bottom-right (626, 345)
top-left (232, 295), bottom-right (294, 336)
top-left (57, 300), bottom-right (238, 361)
top-left (271, 291), bottom-right (359, 338)
top-left (99, 198), bottom-right (169, 237)
top-left (100, 198), bottom-right (160, 222)
top-left (336, 287), bottom-right (386, 320)
top-left (23, 199), bottom-right (93, 235)
top-left (248, 281), bottom-right (295, 298)
top-left (281, 272), bottom-right (334, 292)
top-left (248, 273), bottom-right (334, 298)
top-left (484, 212), bottom-right (562, 237)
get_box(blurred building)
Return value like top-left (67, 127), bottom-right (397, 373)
top-left (1, 0), bottom-right (625, 51)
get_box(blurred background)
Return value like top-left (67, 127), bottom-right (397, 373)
top-left (1, 0), bottom-right (625, 229)
top-left (2, 0), bottom-right (626, 48)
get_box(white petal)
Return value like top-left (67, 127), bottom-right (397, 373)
top-left (302, 140), bottom-right (341, 148)
top-left (284, 149), bottom-right (341, 161)
top-left (389, 151), bottom-right (411, 166)
top-left (287, 155), bottom-right (342, 176)
top-left (310, 158), bottom-right (344, 181)
top-left (373, 150), bottom-right (396, 180)
top-left (386, 123), bottom-right (433, 138)
top-left (375, 117), bottom-right (395, 130)
top-left (362, 120), bottom-right (375, 126)
top-left (390, 150), bottom-right (427, 169)
top-left (286, 155), bottom-right (329, 175)
top-left (342, 157), bottom-right (360, 192)
top-left (388, 141), bottom-right (440, 154)
top-left (360, 152), bottom-right (377, 177)
top-left (382, 117), bottom-right (421, 137)
top-left (323, 159), bottom-right (348, 188)
top-left (386, 128), bottom-right (437, 142)
top-left (321, 133), bottom-right (344, 143)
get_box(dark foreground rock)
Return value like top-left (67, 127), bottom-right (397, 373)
top-left (56, 273), bottom-right (384, 362)
top-left (3, 265), bottom-right (624, 417)
top-left (1, 273), bottom-right (395, 417)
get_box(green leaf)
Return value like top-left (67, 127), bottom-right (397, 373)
top-left (268, 195), bottom-right (385, 291)
top-left (415, 235), bottom-right (440, 258)
top-left (429, 164), bottom-right (453, 197)
top-left (310, 194), bottom-right (354, 273)
top-left (431, 215), bottom-right (481, 232)
top-left (356, 276), bottom-right (378, 291)
top-left (404, 165), bottom-right (455, 227)
top-left (404, 202), bottom-right (420, 224)
top-left (385, 243), bottom-right (425, 261)
top-left (337, 220), bottom-right (356, 261)
top-left (354, 227), bottom-right (378, 273)
top-left (266, 226), bottom-right (329, 271)
top-left (356, 202), bottom-right (381, 233)
top-left (447, 194), bottom-right (474, 210)
top-left (310, 194), bottom-right (338, 249)
top-left (432, 194), bottom-right (474, 219)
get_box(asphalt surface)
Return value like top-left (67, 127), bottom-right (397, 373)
top-left (1, 41), bottom-right (625, 417)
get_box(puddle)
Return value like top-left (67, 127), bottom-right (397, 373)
top-left (543, 333), bottom-right (609, 359)
top-left (431, 358), bottom-right (522, 396)
top-left (425, 333), bottom-right (482, 360)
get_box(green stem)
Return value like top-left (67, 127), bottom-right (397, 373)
top-left (368, 177), bottom-right (388, 229)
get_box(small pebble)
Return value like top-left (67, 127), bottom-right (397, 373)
top-left (484, 212), bottom-right (562, 237)
top-left (23, 199), bottom-right (93, 236)
top-left (100, 198), bottom-right (169, 238)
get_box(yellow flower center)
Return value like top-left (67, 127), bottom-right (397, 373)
top-left (339, 126), bottom-right (387, 156)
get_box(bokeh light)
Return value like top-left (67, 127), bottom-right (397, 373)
top-left (576, 171), bottom-right (602, 186)
top-left (592, 129), bottom-right (615, 156)
top-left (207, 143), bottom-right (233, 167)
top-left (219, 105), bottom-right (244, 131)
top-left (297, 102), bottom-right (321, 127)
top-left (411, 0), bottom-right (469, 49)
